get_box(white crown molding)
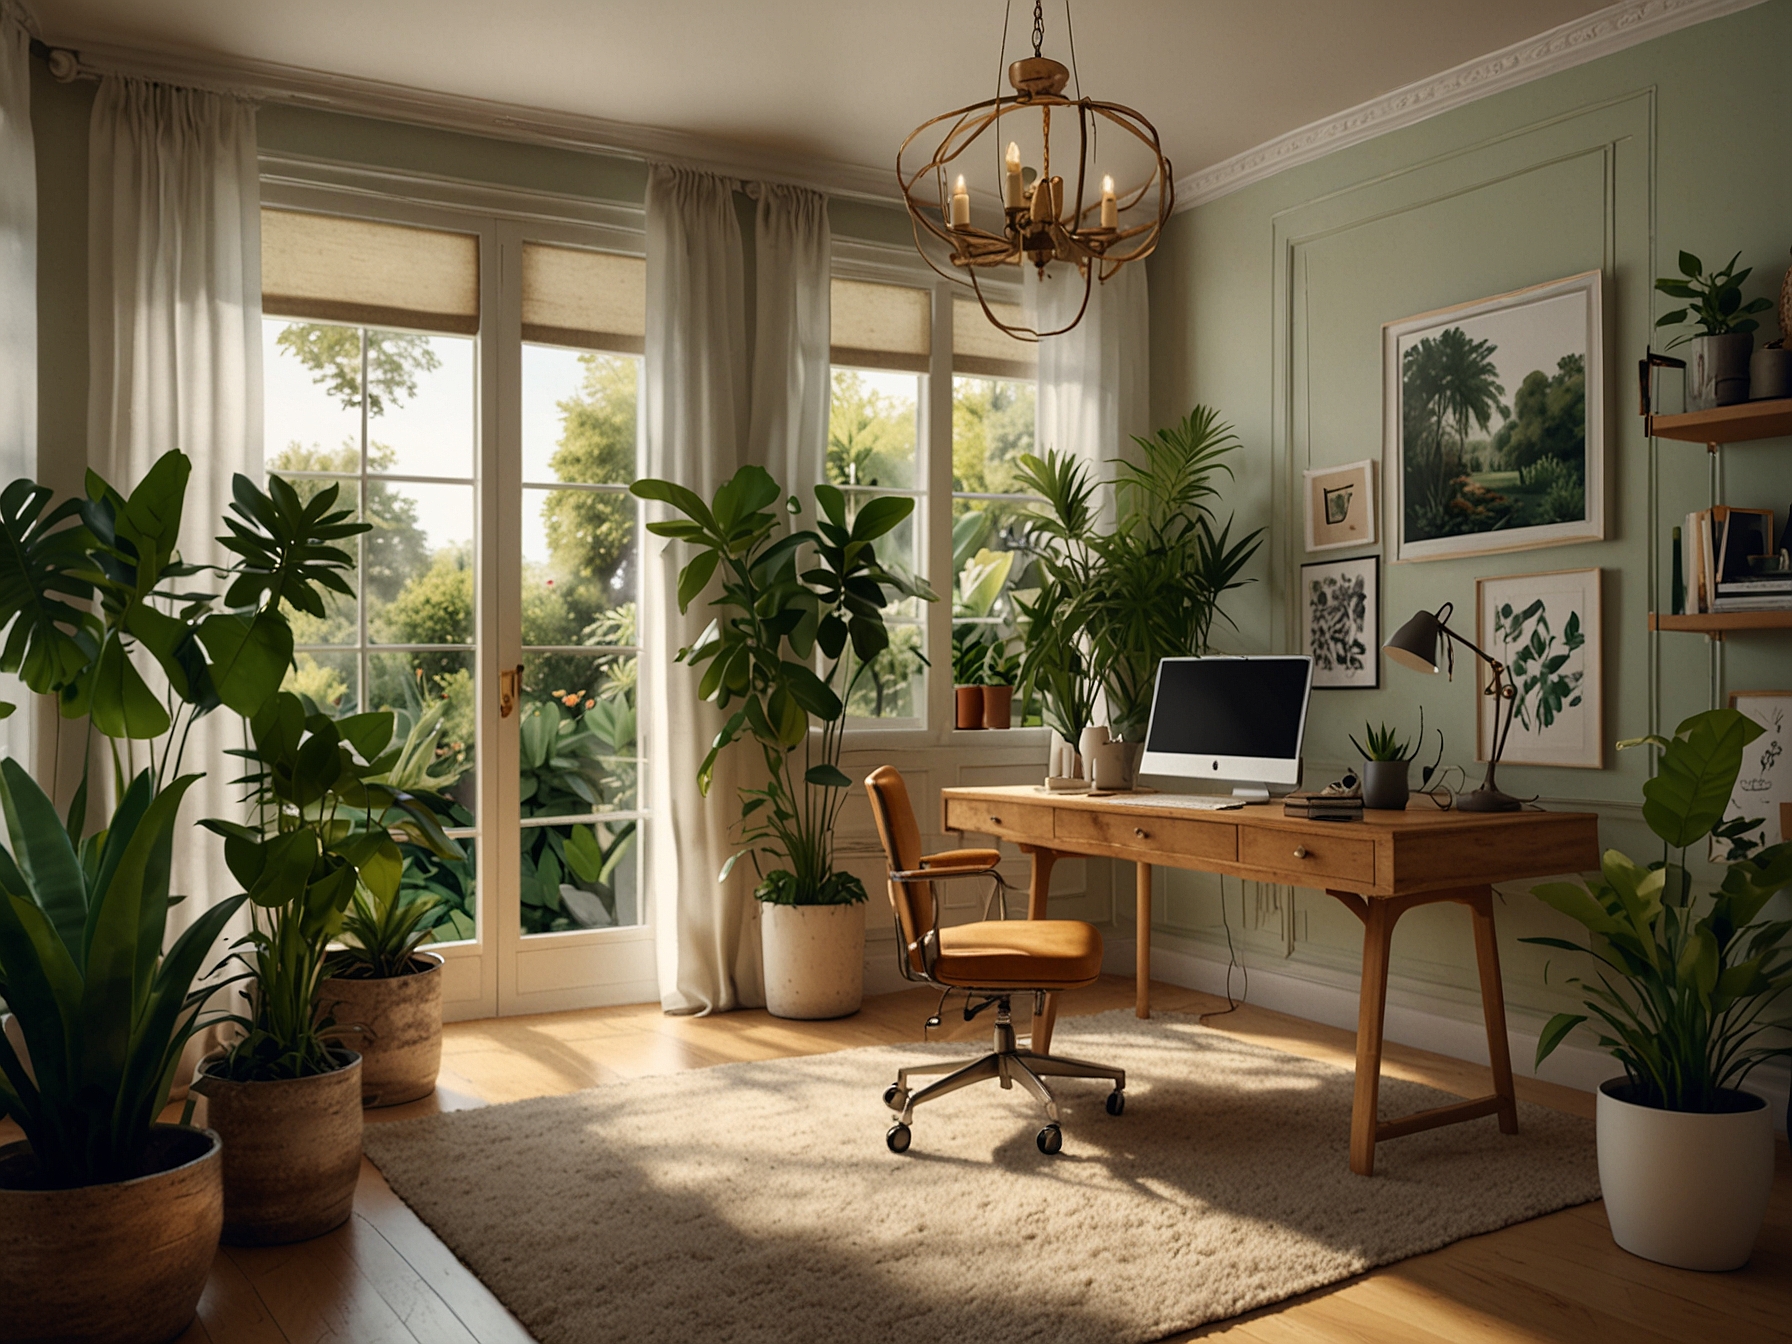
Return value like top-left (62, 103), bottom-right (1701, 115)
top-left (35, 33), bottom-right (906, 207)
top-left (1173, 0), bottom-right (1768, 210)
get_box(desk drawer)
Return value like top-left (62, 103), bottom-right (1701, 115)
top-left (1055, 809), bottom-right (1236, 864)
top-left (944, 797), bottom-right (1052, 843)
top-left (1239, 826), bottom-right (1375, 885)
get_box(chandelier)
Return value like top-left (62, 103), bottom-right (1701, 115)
top-left (897, 0), bottom-right (1174, 340)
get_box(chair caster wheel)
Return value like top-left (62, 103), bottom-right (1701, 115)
top-left (883, 1085), bottom-right (907, 1111)
top-left (1105, 1089), bottom-right (1125, 1116)
top-left (1036, 1123), bottom-right (1062, 1155)
top-left (886, 1123), bottom-right (912, 1154)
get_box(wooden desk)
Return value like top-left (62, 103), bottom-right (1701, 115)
top-left (940, 786), bottom-right (1599, 1175)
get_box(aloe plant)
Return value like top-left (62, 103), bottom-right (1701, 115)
top-left (0, 762), bottom-right (246, 1187)
top-left (1526, 709), bottom-right (1792, 1111)
top-left (1351, 709), bottom-right (1423, 763)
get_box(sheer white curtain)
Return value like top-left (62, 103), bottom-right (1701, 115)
top-left (1029, 262), bottom-right (1150, 527)
top-left (643, 166), bottom-right (762, 1013)
top-left (747, 183), bottom-right (830, 492)
top-left (0, 2), bottom-right (35, 767)
top-left (87, 76), bottom-right (262, 937)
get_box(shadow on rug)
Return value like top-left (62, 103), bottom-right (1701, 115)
top-left (362, 1009), bottom-right (1598, 1344)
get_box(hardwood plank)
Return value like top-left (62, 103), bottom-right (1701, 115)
top-left (180, 1248), bottom-right (288, 1344)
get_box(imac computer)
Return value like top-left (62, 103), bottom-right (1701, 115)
top-left (1138, 655), bottom-right (1314, 798)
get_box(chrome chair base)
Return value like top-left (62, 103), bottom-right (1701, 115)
top-left (882, 999), bottom-right (1125, 1153)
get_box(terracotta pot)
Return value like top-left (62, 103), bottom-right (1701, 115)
top-left (954, 684), bottom-right (984, 729)
top-left (761, 902), bottom-right (865, 1019)
top-left (981, 683), bottom-right (1013, 729)
top-left (0, 1125), bottom-right (221, 1344)
top-left (196, 1051), bottom-right (363, 1246)
top-left (320, 953), bottom-right (445, 1107)
top-left (1597, 1079), bottom-right (1774, 1270)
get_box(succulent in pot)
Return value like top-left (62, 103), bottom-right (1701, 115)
top-left (981, 639), bottom-right (1018, 730)
top-left (1350, 711), bottom-right (1422, 811)
top-left (952, 630), bottom-right (989, 729)
top-left (1525, 709), bottom-right (1792, 1270)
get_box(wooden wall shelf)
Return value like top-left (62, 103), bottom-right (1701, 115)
top-left (1645, 397), bottom-right (1792, 448)
top-left (1650, 610), bottom-right (1792, 635)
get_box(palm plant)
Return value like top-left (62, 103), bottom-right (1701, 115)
top-left (632, 465), bottom-right (933, 905)
top-left (1527, 710), bottom-right (1792, 1111)
top-left (1014, 408), bottom-right (1262, 743)
top-left (1400, 327), bottom-right (1505, 529)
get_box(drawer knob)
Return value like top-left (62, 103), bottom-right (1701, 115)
top-left (1293, 845), bottom-right (1308, 859)
top-left (1134, 827), bottom-right (1148, 839)
top-left (989, 816), bottom-right (1001, 826)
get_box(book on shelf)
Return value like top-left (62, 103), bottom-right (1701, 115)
top-left (1710, 596), bottom-right (1792, 612)
top-left (1716, 578), bottom-right (1792, 595)
top-left (1681, 506), bottom-right (1784, 613)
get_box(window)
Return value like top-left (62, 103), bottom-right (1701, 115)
top-left (828, 279), bottom-right (930, 722)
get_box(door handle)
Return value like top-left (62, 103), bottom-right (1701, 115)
top-left (499, 664), bottom-right (525, 718)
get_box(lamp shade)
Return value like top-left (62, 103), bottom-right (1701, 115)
top-left (1385, 608), bottom-right (1443, 673)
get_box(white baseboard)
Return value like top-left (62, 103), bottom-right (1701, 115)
top-left (1105, 937), bottom-right (1790, 1136)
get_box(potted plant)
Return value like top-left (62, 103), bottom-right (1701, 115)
top-left (632, 466), bottom-right (933, 1019)
top-left (196, 691), bottom-right (463, 1244)
top-left (1527, 708), bottom-right (1792, 1271)
top-left (1655, 250), bottom-right (1775, 408)
top-left (952, 630), bottom-right (989, 730)
top-left (1350, 711), bottom-right (1422, 810)
top-left (0, 455), bottom-right (358, 1341)
top-left (981, 638), bottom-right (1018, 730)
top-left (1016, 407), bottom-right (1262, 766)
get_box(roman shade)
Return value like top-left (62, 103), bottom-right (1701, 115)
top-left (829, 277), bottom-right (929, 373)
top-left (261, 207), bottom-right (479, 333)
top-left (952, 295), bottom-right (1037, 380)
top-left (522, 242), bottom-right (646, 354)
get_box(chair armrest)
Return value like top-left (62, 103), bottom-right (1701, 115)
top-left (921, 847), bottom-right (1002, 870)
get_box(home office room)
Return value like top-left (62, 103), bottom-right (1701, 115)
top-left (1, 2), bottom-right (1789, 1342)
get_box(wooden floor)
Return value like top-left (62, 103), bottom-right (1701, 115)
top-left (135, 977), bottom-right (1792, 1342)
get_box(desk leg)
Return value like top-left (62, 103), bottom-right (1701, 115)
top-left (1351, 898), bottom-right (1394, 1177)
top-left (1136, 861), bottom-right (1152, 1019)
top-left (1469, 885), bottom-right (1520, 1135)
top-left (1022, 846), bottom-right (1060, 1053)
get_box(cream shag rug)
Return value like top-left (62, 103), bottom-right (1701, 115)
top-left (363, 1010), bottom-right (1598, 1344)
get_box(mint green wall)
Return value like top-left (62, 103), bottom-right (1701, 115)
top-left (1144, 0), bottom-right (1792, 1034)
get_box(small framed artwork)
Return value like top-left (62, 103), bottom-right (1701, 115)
top-left (1303, 459), bottom-right (1377, 553)
top-left (1385, 270), bottom-right (1604, 563)
top-left (1715, 690), bottom-right (1792, 857)
top-left (1476, 567), bottom-right (1602, 768)
top-left (1301, 554), bottom-right (1379, 689)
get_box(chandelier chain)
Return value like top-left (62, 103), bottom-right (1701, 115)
top-left (1032, 0), bottom-right (1044, 58)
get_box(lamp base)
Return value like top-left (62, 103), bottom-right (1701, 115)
top-left (1456, 786), bottom-right (1523, 813)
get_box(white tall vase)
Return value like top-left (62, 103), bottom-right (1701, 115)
top-left (761, 902), bottom-right (866, 1019)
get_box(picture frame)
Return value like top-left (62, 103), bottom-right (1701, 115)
top-left (1385, 270), bottom-right (1604, 563)
top-left (1715, 690), bottom-right (1792, 858)
top-left (1303, 458), bottom-right (1377, 553)
top-left (1300, 554), bottom-right (1379, 689)
top-left (1475, 567), bottom-right (1602, 768)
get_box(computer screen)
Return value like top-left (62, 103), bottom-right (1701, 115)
top-left (1139, 656), bottom-right (1313, 790)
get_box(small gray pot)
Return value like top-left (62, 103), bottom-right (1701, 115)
top-left (1749, 345), bottom-right (1792, 401)
top-left (1361, 759), bottom-right (1411, 811)
top-left (1687, 332), bottom-right (1753, 409)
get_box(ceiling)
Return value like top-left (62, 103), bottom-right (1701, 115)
top-left (35, 1), bottom-right (1628, 196)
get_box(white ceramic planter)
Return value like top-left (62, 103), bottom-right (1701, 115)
top-left (761, 901), bottom-right (865, 1020)
top-left (1596, 1079), bottom-right (1774, 1271)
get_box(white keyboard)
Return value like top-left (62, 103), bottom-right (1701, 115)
top-left (1095, 793), bottom-right (1247, 811)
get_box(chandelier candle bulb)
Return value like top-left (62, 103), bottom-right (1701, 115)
top-left (1004, 142), bottom-right (1024, 209)
top-left (1049, 175), bottom-right (1063, 221)
top-left (950, 175), bottom-right (970, 228)
top-left (1100, 175), bottom-right (1117, 229)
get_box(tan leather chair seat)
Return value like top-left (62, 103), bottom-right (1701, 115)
top-left (934, 919), bottom-right (1104, 989)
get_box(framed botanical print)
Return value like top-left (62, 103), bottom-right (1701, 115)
top-left (1303, 459), bottom-right (1377, 553)
top-left (1715, 690), bottom-right (1792, 857)
top-left (1301, 554), bottom-right (1379, 689)
top-left (1476, 567), bottom-right (1602, 768)
top-left (1386, 271), bottom-right (1604, 563)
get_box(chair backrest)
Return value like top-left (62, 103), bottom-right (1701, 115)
top-left (864, 766), bottom-right (933, 977)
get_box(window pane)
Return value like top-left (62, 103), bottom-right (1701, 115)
top-left (522, 346), bottom-right (638, 486)
top-left (368, 649), bottom-right (476, 819)
top-left (264, 318), bottom-right (361, 462)
top-left (844, 623), bottom-right (924, 720)
top-left (522, 487), bottom-right (638, 631)
top-left (284, 649), bottom-right (359, 714)
top-left (828, 368), bottom-right (917, 489)
top-left (365, 332), bottom-right (476, 479)
top-left (366, 483), bottom-right (475, 645)
top-left (519, 651), bottom-right (638, 815)
top-left (270, 475), bottom-right (359, 645)
top-left (520, 819), bottom-right (640, 935)
top-left (951, 376), bottom-right (1035, 495)
top-left (409, 834), bottom-right (477, 946)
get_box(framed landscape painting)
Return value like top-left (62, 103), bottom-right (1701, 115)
top-left (1303, 459), bottom-right (1377, 553)
top-left (1475, 568), bottom-right (1602, 768)
top-left (1386, 271), bottom-right (1604, 563)
top-left (1301, 554), bottom-right (1378, 689)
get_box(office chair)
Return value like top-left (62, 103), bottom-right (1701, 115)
top-left (864, 766), bottom-right (1125, 1155)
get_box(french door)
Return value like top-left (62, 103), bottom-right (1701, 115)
top-left (263, 184), bottom-right (656, 1019)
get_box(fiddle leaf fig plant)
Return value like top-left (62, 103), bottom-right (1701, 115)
top-left (632, 465), bottom-right (935, 906)
top-left (1525, 709), bottom-right (1792, 1112)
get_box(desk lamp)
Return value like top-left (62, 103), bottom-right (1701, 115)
top-left (1383, 602), bottom-right (1521, 813)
